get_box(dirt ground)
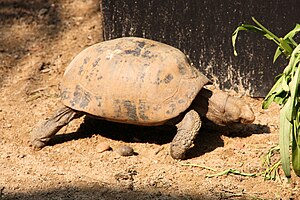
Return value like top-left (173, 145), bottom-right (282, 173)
top-left (0, 0), bottom-right (300, 199)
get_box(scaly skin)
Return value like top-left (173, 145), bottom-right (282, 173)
top-left (192, 88), bottom-right (255, 126)
top-left (169, 88), bottom-right (255, 159)
top-left (31, 106), bottom-right (83, 149)
top-left (170, 110), bottom-right (201, 159)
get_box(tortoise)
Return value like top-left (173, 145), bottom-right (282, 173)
top-left (31, 37), bottom-right (255, 159)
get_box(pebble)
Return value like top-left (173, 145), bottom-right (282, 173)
top-left (96, 142), bottom-right (111, 153)
top-left (115, 145), bottom-right (134, 156)
top-left (3, 124), bottom-right (12, 129)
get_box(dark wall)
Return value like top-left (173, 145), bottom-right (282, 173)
top-left (101, 0), bottom-right (299, 97)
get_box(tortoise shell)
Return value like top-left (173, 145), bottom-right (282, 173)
top-left (60, 37), bottom-right (209, 125)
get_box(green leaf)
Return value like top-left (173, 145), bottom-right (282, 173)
top-left (282, 75), bottom-right (290, 92)
top-left (288, 46), bottom-right (300, 176)
top-left (262, 95), bottom-right (275, 109)
top-left (251, 17), bottom-right (281, 45)
top-left (232, 23), bottom-right (269, 56)
top-left (285, 45), bottom-right (300, 122)
top-left (273, 47), bottom-right (283, 63)
top-left (292, 141), bottom-right (300, 176)
top-left (273, 24), bottom-right (300, 62)
top-left (262, 75), bottom-right (286, 109)
top-left (279, 38), bottom-right (294, 57)
top-left (283, 24), bottom-right (300, 45)
top-left (206, 169), bottom-right (256, 178)
top-left (279, 100), bottom-right (292, 179)
top-left (292, 110), bottom-right (300, 176)
top-left (231, 26), bottom-right (248, 56)
top-left (273, 92), bottom-right (288, 105)
top-left (181, 163), bottom-right (217, 171)
top-left (252, 17), bottom-right (295, 57)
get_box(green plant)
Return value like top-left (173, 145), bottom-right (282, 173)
top-left (261, 145), bottom-right (281, 180)
top-left (181, 163), bottom-right (256, 177)
top-left (232, 17), bottom-right (300, 179)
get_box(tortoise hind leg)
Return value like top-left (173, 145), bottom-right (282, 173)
top-left (170, 109), bottom-right (201, 159)
top-left (31, 106), bottom-right (83, 149)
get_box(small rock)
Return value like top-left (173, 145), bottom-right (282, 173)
top-left (115, 145), bottom-right (134, 156)
top-left (3, 124), bottom-right (12, 129)
top-left (96, 142), bottom-right (111, 153)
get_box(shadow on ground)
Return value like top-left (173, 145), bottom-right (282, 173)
top-left (0, 0), bottom-right (62, 85)
top-left (1, 183), bottom-right (251, 200)
top-left (48, 116), bottom-right (270, 159)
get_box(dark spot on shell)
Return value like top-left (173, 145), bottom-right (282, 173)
top-left (61, 88), bottom-right (70, 100)
top-left (113, 99), bottom-right (122, 118)
top-left (97, 75), bottom-right (103, 80)
top-left (123, 100), bottom-right (138, 121)
top-left (155, 78), bottom-right (161, 85)
top-left (85, 75), bottom-right (92, 83)
top-left (154, 70), bottom-right (162, 85)
top-left (70, 86), bottom-right (81, 106)
top-left (124, 48), bottom-right (141, 56)
top-left (80, 95), bottom-right (91, 109)
top-left (153, 105), bottom-right (161, 111)
top-left (164, 74), bottom-right (173, 84)
top-left (166, 103), bottom-right (176, 115)
top-left (178, 99), bottom-right (185, 104)
top-left (92, 57), bottom-right (101, 68)
top-left (139, 72), bottom-right (146, 82)
top-left (178, 63), bottom-right (187, 75)
top-left (123, 41), bottom-right (147, 57)
top-left (70, 85), bottom-right (91, 109)
top-left (136, 41), bottom-right (146, 48)
top-left (79, 65), bottom-right (84, 75)
top-left (155, 71), bottom-right (173, 85)
top-left (141, 50), bottom-right (155, 59)
top-left (138, 100), bottom-right (149, 121)
top-left (83, 57), bottom-right (90, 64)
top-left (78, 57), bottom-right (90, 75)
top-left (95, 46), bottom-right (104, 53)
top-left (95, 96), bottom-right (102, 107)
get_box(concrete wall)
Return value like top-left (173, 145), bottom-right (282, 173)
top-left (102, 0), bottom-right (299, 97)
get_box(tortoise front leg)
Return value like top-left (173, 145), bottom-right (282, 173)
top-left (31, 106), bottom-right (83, 149)
top-left (170, 109), bottom-right (201, 159)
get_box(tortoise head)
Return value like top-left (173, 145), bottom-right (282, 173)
top-left (194, 88), bottom-right (255, 125)
top-left (222, 96), bottom-right (255, 125)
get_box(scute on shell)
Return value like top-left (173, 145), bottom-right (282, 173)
top-left (61, 37), bottom-right (209, 125)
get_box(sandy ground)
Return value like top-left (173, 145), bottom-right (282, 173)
top-left (0, 0), bottom-right (299, 199)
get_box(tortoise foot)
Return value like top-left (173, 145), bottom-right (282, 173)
top-left (30, 106), bottom-right (82, 149)
top-left (170, 110), bottom-right (201, 159)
